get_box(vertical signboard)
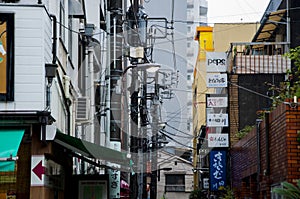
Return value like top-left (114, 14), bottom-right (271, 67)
top-left (210, 150), bottom-right (227, 191)
top-left (108, 168), bottom-right (120, 198)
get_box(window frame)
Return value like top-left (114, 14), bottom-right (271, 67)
top-left (165, 174), bottom-right (185, 192)
top-left (0, 13), bottom-right (14, 101)
top-left (59, 0), bottom-right (66, 42)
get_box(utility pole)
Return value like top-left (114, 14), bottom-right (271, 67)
top-left (150, 72), bottom-right (159, 199)
top-left (107, 0), bottom-right (123, 198)
top-left (126, 0), bottom-right (150, 198)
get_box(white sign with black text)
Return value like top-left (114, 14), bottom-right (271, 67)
top-left (208, 134), bottom-right (229, 147)
top-left (207, 113), bottom-right (228, 127)
top-left (203, 178), bottom-right (209, 189)
top-left (207, 96), bottom-right (228, 108)
top-left (206, 52), bottom-right (227, 72)
top-left (206, 73), bottom-right (227, 88)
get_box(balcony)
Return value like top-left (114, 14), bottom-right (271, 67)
top-left (228, 42), bottom-right (291, 74)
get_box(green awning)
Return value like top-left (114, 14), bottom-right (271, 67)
top-left (0, 129), bottom-right (24, 172)
top-left (54, 132), bottom-right (129, 166)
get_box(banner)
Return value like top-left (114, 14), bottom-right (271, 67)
top-left (210, 150), bottom-right (227, 191)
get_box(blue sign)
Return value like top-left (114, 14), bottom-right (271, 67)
top-left (209, 150), bottom-right (226, 191)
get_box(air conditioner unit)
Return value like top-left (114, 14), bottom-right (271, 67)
top-left (76, 97), bottom-right (90, 121)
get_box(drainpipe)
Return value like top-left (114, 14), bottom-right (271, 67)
top-left (256, 118), bottom-right (262, 191)
top-left (265, 112), bottom-right (270, 176)
top-left (88, 49), bottom-right (95, 142)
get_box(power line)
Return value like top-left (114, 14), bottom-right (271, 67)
top-left (161, 129), bottom-right (194, 139)
top-left (165, 123), bottom-right (193, 137)
top-left (228, 81), bottom-right (272, 100)
top-left (159, 130), bottom-right (195, 150)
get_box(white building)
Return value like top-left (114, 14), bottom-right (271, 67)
top-left (186, 0), bottom-right (208, 138)
top-left (0, 0), bottom-right (128, 198)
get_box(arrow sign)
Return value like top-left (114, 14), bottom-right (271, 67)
top-left (31, 155), bottom-right (45, 186)
top-left (32, 160), bottom-right (45, 180)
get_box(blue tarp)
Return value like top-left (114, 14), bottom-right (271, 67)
top-left (0, 129), bottom-right (24, 172)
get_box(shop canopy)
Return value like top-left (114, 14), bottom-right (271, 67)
top-left (252, 9), bottom-right (286, 43)
top-left (53, 131), bottom-right (130, 167)
top-left (0, 129), bottom-right (24, 172)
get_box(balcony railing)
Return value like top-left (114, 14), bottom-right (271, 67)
top-left (228, 42), bottom-right (291, 74)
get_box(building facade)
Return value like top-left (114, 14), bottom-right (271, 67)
top-left (0, 0), bottom-right (129, 198)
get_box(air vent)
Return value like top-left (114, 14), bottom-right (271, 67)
top-left (76, 97), bottom-right (90, 121)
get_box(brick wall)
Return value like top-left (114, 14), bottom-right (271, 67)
top-left (231, 100), bottom-right (300, 198)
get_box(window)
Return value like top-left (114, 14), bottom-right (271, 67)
top-left (187, 122), bottom-right (190, 131)
top-left (68, 18), bottom-right (73, 59)
top-left (199, 6), bottom-right (208, 16)
top-left (0, 13), bottom-right (14, 101)
top-left (165, 174), bottom-right (185, 192)
top-left (187, 26), bottom-right (191, 33)
top-left (187, 74), bottom-right (191, 80)
top-left (60, 0), bottom-right (66, 42)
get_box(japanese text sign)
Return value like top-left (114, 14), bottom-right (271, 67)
top-left (210, 150), bottom-right (227, 191)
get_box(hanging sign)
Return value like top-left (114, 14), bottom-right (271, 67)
top-left (207, 113), bottom-right (228, 127)
top-left (206, 74), bottom-right (227, 87)
top-left (203, 178), bottom-right (209, 189)
top-left (206, 95), bottom-right (228, 108)
top-left (210, 150), bottom-right (227, 191)
top-left (206, 52), bottom-right (227, 72)
top-left (208, 134), bottom-right (229, 147)
top-left (31, 155), bottom-right (45, 186)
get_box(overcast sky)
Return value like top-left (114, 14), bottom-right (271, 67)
top-left (207, 0), bottom-right (270, 24)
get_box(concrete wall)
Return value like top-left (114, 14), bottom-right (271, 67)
top-left (213, 23), bottom-right (259, 52)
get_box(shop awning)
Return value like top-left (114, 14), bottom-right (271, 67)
top-left (53, 132), bottom-right (130, 167)
top-left (252, 9), bottom-right (286, 42)
top-left (0, 129), bottom-right (24, 172)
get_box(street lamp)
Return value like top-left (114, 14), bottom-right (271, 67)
top-left (192, 167), bottom-right (209, 173)
top-left (45, 63), bottom-right (58, 87)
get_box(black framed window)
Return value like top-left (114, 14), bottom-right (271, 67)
top-left (59, 0), bottom-right (66, 42)
top-left (0, 13), bottom-right (14, 101)
top-left (165, 174), bottom-right (185, 192)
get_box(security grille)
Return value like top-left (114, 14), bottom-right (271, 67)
top-left (76, 97), bottom-right (89, 121)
